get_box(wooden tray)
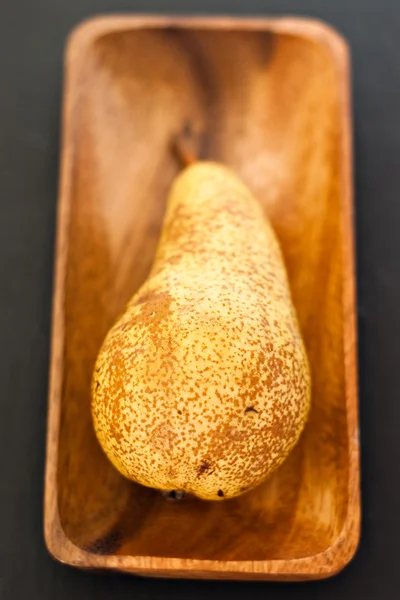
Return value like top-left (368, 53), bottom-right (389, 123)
top-left (44, 15), bottom-right (360, 581)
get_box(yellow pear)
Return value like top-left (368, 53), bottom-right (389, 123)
top-left (91, 161), bottom-right (311, 500)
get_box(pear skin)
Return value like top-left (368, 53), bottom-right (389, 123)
top-left (91, 162), bottom-right (311, 500)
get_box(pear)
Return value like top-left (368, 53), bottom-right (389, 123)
top-left (91, 161), bottom-right (311, 500)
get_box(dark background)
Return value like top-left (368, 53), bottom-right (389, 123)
top-left (1, 0), bottom-right (399, 598)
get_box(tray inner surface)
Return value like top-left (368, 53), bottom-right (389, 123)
top-left (58, 25), bottom-right (348, 561)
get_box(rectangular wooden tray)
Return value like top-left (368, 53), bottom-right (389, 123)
top-left (45, 15), bottom-right (360, 580)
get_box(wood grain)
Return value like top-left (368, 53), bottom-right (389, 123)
top-left (44, 15), bottom-right (359, 580)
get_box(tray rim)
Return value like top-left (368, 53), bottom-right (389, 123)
top-left (44, 13), bottom-right (360, 581)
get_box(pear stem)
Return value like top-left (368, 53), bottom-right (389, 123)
top-left (174, 123), bottom-right (199, 167)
